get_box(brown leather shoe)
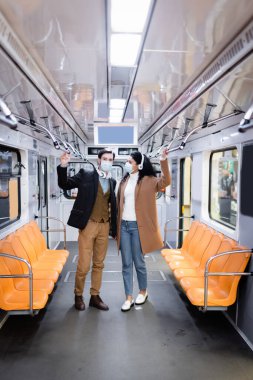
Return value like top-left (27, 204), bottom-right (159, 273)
top-left (89, 295), bottom-right (109, 311)
top-left (74, 295), bottom-right (85, 311)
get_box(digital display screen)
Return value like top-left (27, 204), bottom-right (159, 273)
top-left (97, 126), bottom-right (134, 144)
top-left (118, 148), bottom-right (139, 155)
top-left (88, 147), bottom-right (105, 155)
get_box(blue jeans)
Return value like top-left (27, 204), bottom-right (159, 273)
top-left (120, 220), bottom-right (147, 296)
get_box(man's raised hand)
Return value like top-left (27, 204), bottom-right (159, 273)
top-left (60, 152), bottom-right (71, 167)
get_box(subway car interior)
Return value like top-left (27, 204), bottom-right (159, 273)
top-left (1, 0), bottom-right (253, 379)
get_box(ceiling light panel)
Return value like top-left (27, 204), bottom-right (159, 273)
top-left (110, 99), bottom-right (126, 109)
top-left (109, 109), bottom-right (124, 118)
top-left (111, 0), bottom-right (152, 33)
top-left (110, 34), bottom-right (142, 66)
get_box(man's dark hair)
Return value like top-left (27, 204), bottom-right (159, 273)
top-left (98, 149), bottom-right (115, 160)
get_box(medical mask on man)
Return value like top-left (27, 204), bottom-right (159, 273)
top-left (100, 160), bottom-right (113, 172)
top-left (124, 162), bottom-right (133, 174)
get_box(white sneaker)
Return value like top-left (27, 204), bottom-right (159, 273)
top-left (121, 299), bottom-right (134, 312)
top-left (135, 292), bottom-right (148, 305)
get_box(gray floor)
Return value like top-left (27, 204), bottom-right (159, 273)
top-left (0, 240), bottom-right (253, 380)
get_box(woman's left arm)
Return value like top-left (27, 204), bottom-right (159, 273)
top-left (155, 149), bottom-right (171, 191)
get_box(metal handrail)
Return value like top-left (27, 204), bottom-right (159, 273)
top-left (164, 215), bottom-right (195, 247)
top-left (14, 114), bottom-right (61, 150)
top-left (54, 136), bottom-right (71, 154)
top-left (0, 252), bottom-right (34, 316)
top-left (0, 98), bottom-right (17, 128)
top-left (14, 113), bottom-right (87, 157)
top-left (147, 110), bottom-right (242, 156)
top-left (65, 142), bottom-right (81, 157)
top-left (34, 216), bottom-right (67, 249)
top-left (148, 133), bottom-right (182, 159)
top-left (201, 248), bottom-right (253, 312)
top-left (238, 103), bottom-right (253, 133)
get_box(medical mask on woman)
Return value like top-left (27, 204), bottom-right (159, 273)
top-left (124, 162), bottom-right (133, 174)
top-left (100, 161), bottom-right (113, 172)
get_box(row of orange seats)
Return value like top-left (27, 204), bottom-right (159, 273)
top-left (161, 221), bottom-right (251, 308)
top-left (0, 221), bottom-right (69, 312)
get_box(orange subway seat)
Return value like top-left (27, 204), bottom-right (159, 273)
top-left (168, 227), bottom-right (214, 270)
top-left (174, 239), bottom-right (237, 281)
top-left (175, 232), bottom-right (224, 282)
top-left (186, 286), bottom-right (230, 307)
top-left (180, 239), bottom-right (236, 291)
top-left (161, 221), bottom-right (200, 257)
top-left (186, 245), bottom-right (251, 307)
top-left (0, 241), bottom-right (54, 294)
top-left (29, 221), bottom-right (69, 259)
top-left (0, 259), bottom-right (48, 311)
top-left (208, 239), bottom-right (237, 273)
top-left (21, 225), bottom-right (67, 264)
top-left (5, 235), bottom-right (59, 283)
top-left (176, 238), bottom-right (233, 289)
top-left (217, 245), bottom-right (250, 299)
top-left (11, 278), bottom-right (54, 294)
top-left (13, 230), bottom-right (63, 274)
top-left (164, 222), bottom-right (206, 263)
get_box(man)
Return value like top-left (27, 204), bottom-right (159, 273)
top-left (219, 169), bottom-right (234, 223)
top-left (57, 149), bottom-right (117, 311)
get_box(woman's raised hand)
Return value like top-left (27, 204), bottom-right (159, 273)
top-left (160, 148), bottom-right (169, 160)
top-left (60, 152), bottom-right (71, 166)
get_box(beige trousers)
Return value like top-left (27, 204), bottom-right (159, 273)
top-left (75, 220), bottom-right (110, 296)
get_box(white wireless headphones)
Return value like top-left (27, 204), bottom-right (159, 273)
top-left (138, 154), bottom-right (145, 170)
top-left (100, 171), bottom-right (107, 178)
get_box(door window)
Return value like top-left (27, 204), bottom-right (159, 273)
top-left (179, 157), bottom-right (192, 245)
top-left (0, 145), bottom-right (21, 229)
top-left (209, 148), bottom-right (238, 229)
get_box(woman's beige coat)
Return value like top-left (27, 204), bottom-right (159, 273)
top-left (117, 159), bottom-right (171, 254)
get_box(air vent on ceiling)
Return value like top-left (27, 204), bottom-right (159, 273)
top-left (245, 25), bottom-right (253, 42)
top-left (110, 84), bottom-right (130, 99)
top-left (96, 101), bottom-right (134, 120)
top-left (140, 19), bottom-right (253, 144)
top-left (0, 13), bottom-right (87, 144)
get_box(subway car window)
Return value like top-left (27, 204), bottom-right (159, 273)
top-left (152, 163), bottom-right (164, 199)
top-left (64, 162), bottom-right (123, 199)
top-left (210, 148), bottom-right (238, 228)
top-left (36, 159), bottom-right (40, 211)
top-left (41, 160), bottom-right (47, 208)
top-left (111, 165), bottom-right (123, 182)
top-left (63, 162), bottom-right (90, 199)
top-left (0, 146), bottom-right (21, 229)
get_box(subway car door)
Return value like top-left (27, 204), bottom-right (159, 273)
top-left (179, 157), bottom-right (192, 247)
top-left (37, 156), bottom-right (48, 246)
top-left (165, 158), bottom-right (179, 248)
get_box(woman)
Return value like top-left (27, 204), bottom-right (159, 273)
top-left (117, 150), bottom-right (171, 311)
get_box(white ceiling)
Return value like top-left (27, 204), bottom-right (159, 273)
top-left (0, 0), bottom-right (253, 147)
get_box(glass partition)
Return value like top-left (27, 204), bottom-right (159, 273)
top-left (209, 148), bottom-right (238, 229)
top-left (0, 145), bottom-right (21, 229)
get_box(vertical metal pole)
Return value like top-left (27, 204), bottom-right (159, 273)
top-left (28, 263), bottom-right (34, 316)
top-left (64, 227), bottom-right (66, 250)
top-left (204, 271), bottom-right (208, 311)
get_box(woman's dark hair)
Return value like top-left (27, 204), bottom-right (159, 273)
top-left (122, 152), bottom-right (156, 183)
